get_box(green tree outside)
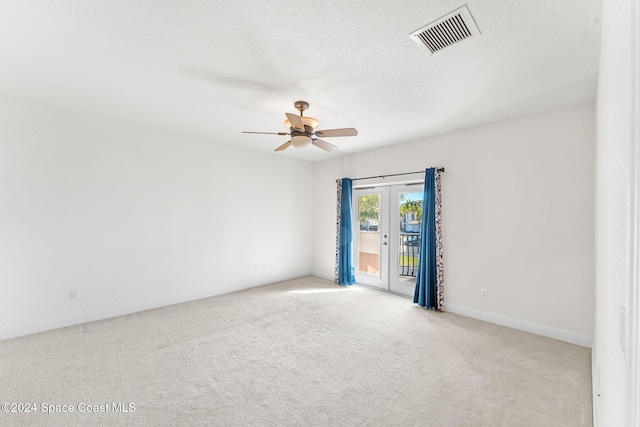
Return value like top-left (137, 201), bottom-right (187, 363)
top-left (358, 195), bottom-right (379, 227)
top-left (400, 193), bottom-right (423, 220)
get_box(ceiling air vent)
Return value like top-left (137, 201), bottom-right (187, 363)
top-left (410, 5), bottom-right (480, 54)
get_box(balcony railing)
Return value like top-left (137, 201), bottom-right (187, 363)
top-left (399, 232), bottom-right (420, 277)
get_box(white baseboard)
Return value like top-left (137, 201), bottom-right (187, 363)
top-left (312, 271), bottom-right (335, 281)
top-left (5, 275), bottom-right (592, 349)
top-left (0, 274), bottom-right (304, 341)
top-left (445, 303), bottom-right (593, 348)
top-left (311, 271), bottom-right (592, 347)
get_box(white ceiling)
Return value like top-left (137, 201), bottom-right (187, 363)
top-left (0, 1), bottom-right (602, 162)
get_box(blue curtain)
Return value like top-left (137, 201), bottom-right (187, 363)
top-left (414, 168), bottom-right (438, 308)
top-left (337, 178), bottom-right (356, 285)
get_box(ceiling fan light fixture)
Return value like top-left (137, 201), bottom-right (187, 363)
top-left (291, 135), bottom-right (312, 148)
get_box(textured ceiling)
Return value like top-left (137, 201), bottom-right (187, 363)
top-left (0, 1), bottom-right (602, 161)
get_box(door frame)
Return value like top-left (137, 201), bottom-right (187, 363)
top-left (352, 182), bottom-right (424, 297)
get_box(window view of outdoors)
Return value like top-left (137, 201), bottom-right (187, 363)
top-left (357, 191), bottom-right (423, 281)
top-left (357, 194), bottom-right (380, 276)
top-left (398, 192), bottom-right (423, 281)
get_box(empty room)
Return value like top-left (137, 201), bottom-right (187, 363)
top-left (0, 0), bottom-right (638, 426)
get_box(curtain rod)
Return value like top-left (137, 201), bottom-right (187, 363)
top-left (351, 168), bottom-right (445, 182)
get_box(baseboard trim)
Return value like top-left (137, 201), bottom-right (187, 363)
top-left (445, 303), bottom-right (593, 348)
top-left (0, 274), bottom-right (305, 341)
top-left (311, 272), bottom-right (592, 347)
top-left (8, 275), bottom-right (592, 347)
top-left (312, 271), bottom-right (335, 281)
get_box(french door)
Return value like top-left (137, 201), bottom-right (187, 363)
top-left (352, 184), bottom-right (424, 297)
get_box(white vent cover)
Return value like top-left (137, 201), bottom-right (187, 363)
top-left (410, 5), bottom-right (480, 54)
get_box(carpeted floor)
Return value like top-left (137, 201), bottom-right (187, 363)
top-left (0, 276), bottom-right (592, 426)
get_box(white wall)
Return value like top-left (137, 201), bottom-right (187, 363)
top-left (0, 95), bottom-right (314, 339)
top-left (593, 0), bottom-right (639, 425)
top-left (313, 103), bottom-right (595, 346)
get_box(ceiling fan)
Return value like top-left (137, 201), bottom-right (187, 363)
top-left (242, 101), bottom-right (358, 152)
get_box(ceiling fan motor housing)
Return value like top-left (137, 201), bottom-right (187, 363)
top-left (285, 116), bottom-right (319, 149)
top-left (290, 126), bottom-right (315, 136)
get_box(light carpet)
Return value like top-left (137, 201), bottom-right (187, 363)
top-left (0, 276), bottom-right (592, 426)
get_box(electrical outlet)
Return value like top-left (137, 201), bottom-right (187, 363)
top-left (480, 289), bottom-right (488, 299)
top-left (69, 290), bottom-right (79, 300)
top-left (254, 264), bottom-right (260, 271)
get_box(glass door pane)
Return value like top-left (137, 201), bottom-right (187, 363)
top-left (353, 187), bottom-right (388, 289)
top-left (358, 193), bottom-right (380, 276)
top-left (389, 185), bottom-right (424, 296)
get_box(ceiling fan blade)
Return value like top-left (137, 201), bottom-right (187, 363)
top-left (242, 131), bottom-right (289, 135)
top-left (274, 141), bottom-right (291, 151)
top-left (314, 128), bottom-right (358, 138)
top-left (285, 113), bottom-right (305, 131)
top-left (312, 138), bottom-right (337, 152)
